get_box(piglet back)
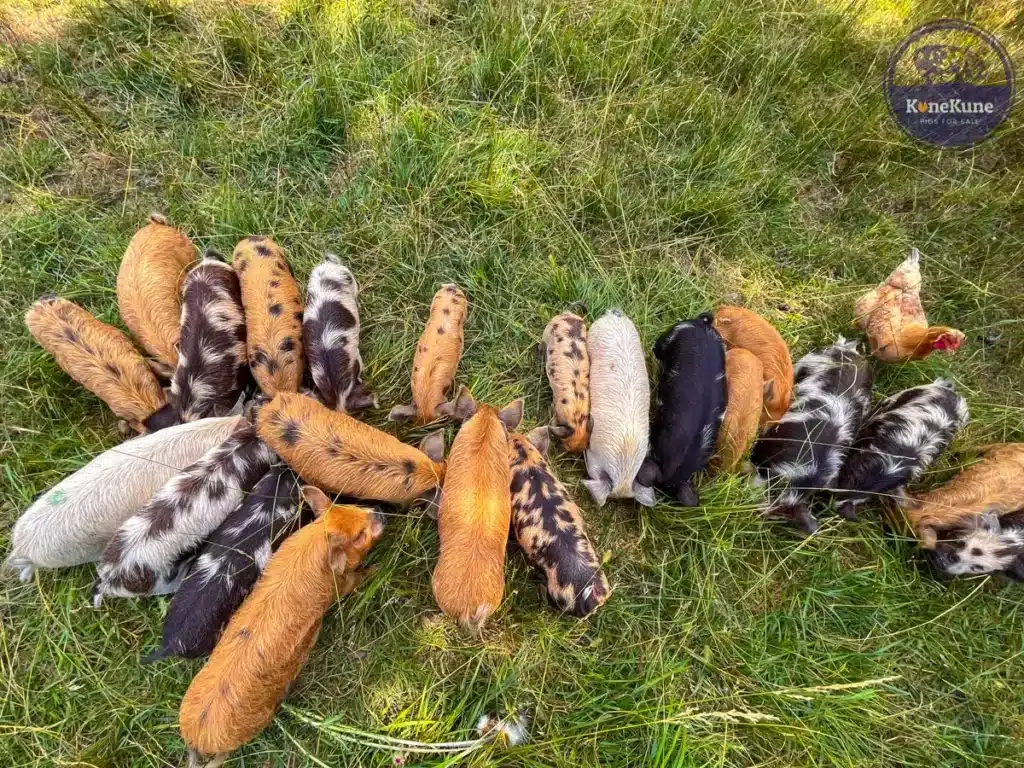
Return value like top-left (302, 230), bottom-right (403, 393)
top-left (25, 296), bottom-right (166, 433)
top-left (6, 417), bottom-right (244, 581)
top-left (171, 255), bottom-right (248, 424)
top-left (409, 285), bottom-right (468, 424)
top-left (303, 254), bottom-right (372, 411)
top-left (714, 348), bottom-right (763, 473)
top-left (233, 237), bottom-right (305, 397)
top-left (584, 310), bottom-right (651, 505)
top-left (149, 465), bottom-right (306, 661)
top-left (179, 515), bottom-right (337, 757)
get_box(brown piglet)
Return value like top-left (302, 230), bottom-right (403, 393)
top-left (389, 284), bottom-right (468, 424)
top-left (25, 296), bottom-right (166, 433)
top-left (712, 306), bottom-right (792, 424)
top-left (233, 237), bottom-right (305, 396)
top-left (117, 213), bottom-right (196, 376)
top-left (900, 443), bottom-right (1024, 549)
top-left (179, 488), bottom-right (383, 768)
top-left (432, 387), bottom-right (523, 631)
top-left (713, 348), bottom-right (764, 473)
top-left (257, 391), bottom-right (446, 505)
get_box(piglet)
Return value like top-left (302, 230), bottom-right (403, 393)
top-left (833, 379), bottom-right (968, 520)
top-left (541, 312), bottom-right (592, 453)
top-left (750, 337), bottom-right (872, 533)
top-left (509, 427), bottom-right (609, 616)
top-left (901, 442), bottom-right (1024, 549)
top-left (303, 253), bottom-right (375, 411)
top-left (5, 417), bottom-right (244, 583)
top-left (179, 488), bottom-right (383, 768)
top-left (117, 213), bottom-right (196, 376)
top-left (713, 348), bottom-right (764, 473)
top-left (147, 252), bottom-right (249, 431)
top-left (93, 422), bottom-right (277, 604)
top-left (233, 237), bottom-right (305, 396)
top-left (638, 314), bottom-right (726, 506)
top-left (583, 310), bottom-right (654, 507)
top-left (433, 386), bottom-right (523, 630)
top-left (257, 391), bottom-right (446, 505)
top-left (713, 306), bottom-right (793, 423)
top-left (25, 295), bottom-right (167, 433)
top-left (389, 284), bottom-right (468, 424)
top-left (145, 465), bottom-right (307, 662)
top-left (930, 507), bottom-right (1024, 579)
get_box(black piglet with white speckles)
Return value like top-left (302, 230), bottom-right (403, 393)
top-left (509, 427), bottom-right (609, 617)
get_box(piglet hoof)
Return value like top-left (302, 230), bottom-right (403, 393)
top-left (117, 419), bottom-right (134, 439)
top-left (836, 501), bottom-right (858, 521)
top-left (675, 484), bottom-right (699, 508)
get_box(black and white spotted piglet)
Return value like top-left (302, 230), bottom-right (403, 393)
top-left (833, 379), bottom-right (968, 520)
top-left (145, 251), bottom-right (249, 431)
top-left (637, 314), bottom-right (727, 506)
top-left (302, 253), bottom-right (375, 412)
top-left (145, 465), bottom-right (308, 661)
top-left (93, 422), bottom-right (277, 605)
top-left (750, 337), bottom-right (872, 533)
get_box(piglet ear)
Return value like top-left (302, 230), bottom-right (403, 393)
top-left (498, 399), bottom-right (524, 430)
top-left (526, 426), bottom-right (551, 455)
top-left (327, 533), bottom-right (349, 574)
top-left (453, 386), bottom-right (478, 422)
top-left (1007, 557), bottom-right (1024, 582)
top-left (762, 379), bottom-right (775, 401)
top-left (418, 430), bottom-right (446, 462)
top-left (301, 485), bottom-right (332, 518)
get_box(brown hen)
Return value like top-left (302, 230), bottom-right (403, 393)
top-left (854, 248), bottom-right (964, 362)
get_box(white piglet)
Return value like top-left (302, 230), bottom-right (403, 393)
top-left (6, 417), bottom-right (244, 583)
top-left (583, 310), bottom-right (655, 507)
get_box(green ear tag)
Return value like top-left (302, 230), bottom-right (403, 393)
top-left (48, 489), bottom-right (67, 506)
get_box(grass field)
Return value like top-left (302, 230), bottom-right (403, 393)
top-left (2, 0), bottom-right (1023, 765)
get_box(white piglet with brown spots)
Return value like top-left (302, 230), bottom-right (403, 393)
top-left (583, 310), bottom-right (654, 507)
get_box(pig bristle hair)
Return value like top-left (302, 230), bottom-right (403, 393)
top-left (475, 711), bottom-right (530, 746)
top-left (6, 556), bottom-right (35, 583)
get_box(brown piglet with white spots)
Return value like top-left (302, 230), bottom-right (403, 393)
top-left (179, 488), bottom-right (383, 768)
top-left (257, 391), bottom-right (446, 505)
top-left (233, 237), bottom-right (305, 396)
top-left (432, 387), bottom-right (523, 631)
top-left (389, 284), bottom-right (467, 424)
top-left (541, 312), bottom-right (592, 453)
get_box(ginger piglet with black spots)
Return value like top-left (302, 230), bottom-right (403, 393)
top-left (179, 488), bottom-right (383, 768)
top-left (541, 312), bottom-right (592, 453)
top-left (257, 391), bottom-right (446, 505)
top-left (117, 213), bottom-right (196, 376)
top-left (389, 284), bottom-right (467, 424)
top-left (233, 237), bottom-right (305, 396)
top-left (25, 295), bottom-right (167, 433)
top-left (432, 387), bottom-right (523, 631)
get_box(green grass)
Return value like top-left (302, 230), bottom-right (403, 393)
top-left (2, 0), bottom-right (1023, 765)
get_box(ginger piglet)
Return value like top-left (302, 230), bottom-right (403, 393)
top-left (712, 306), bottom-right (792, 424)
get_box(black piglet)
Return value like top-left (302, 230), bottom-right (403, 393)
top-left (638, 314), bottom-right (727, 506)
top-left (145, 464), bottom-right (308, 662)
